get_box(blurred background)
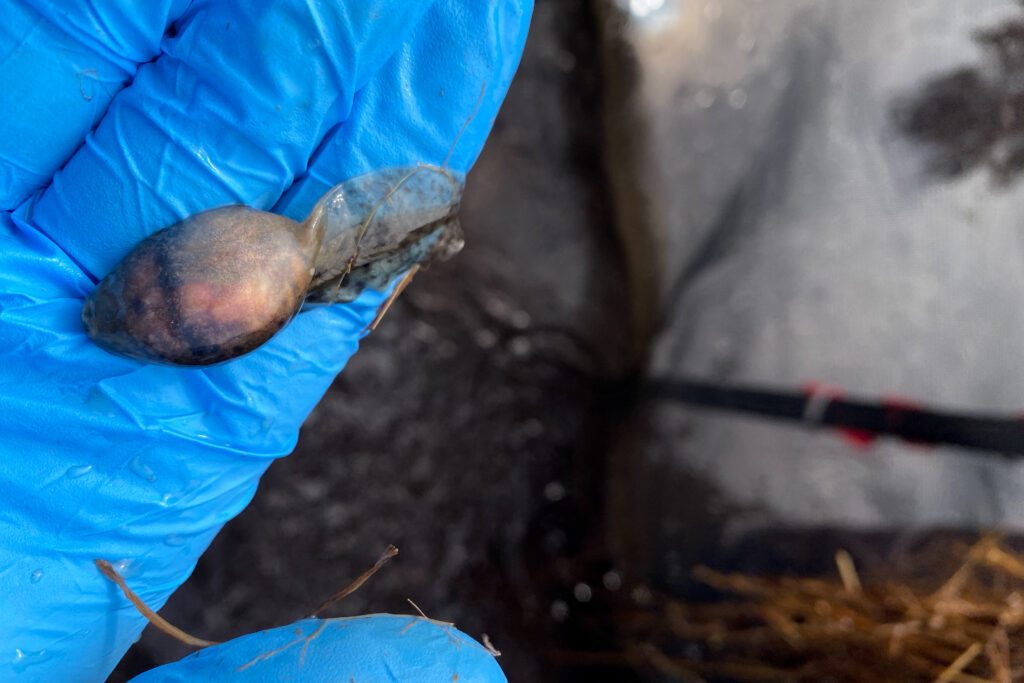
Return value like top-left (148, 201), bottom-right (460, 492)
top-left (113, 1), bottom-right (1024, 681)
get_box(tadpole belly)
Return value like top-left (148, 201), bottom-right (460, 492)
top-left (82, 207), bottom-right (318, 366)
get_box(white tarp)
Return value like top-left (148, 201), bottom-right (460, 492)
top-left (602, 0), bottom-right (1024, 583)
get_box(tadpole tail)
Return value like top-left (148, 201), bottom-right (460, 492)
top-left (305, 217), bottom-right (462, 304)
top-left (305, 165), bottom-right (466, 291)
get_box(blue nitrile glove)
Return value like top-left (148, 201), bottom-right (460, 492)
top-left (0, 1), bottom-right (531, 681)
top-left (128, 616), bottom-right (505, 682)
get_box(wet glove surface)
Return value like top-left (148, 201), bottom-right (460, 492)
top-left (0, 0), bottom-right (530, 679)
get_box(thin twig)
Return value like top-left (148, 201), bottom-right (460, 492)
top-left (306, 545), bottom-right (398, 617)
top-left (368, 267), bottom-right (419, 331)
top-left (407, 598), bottom-right (429, 620)
top-left (443, 83), bottom-right (487, 168)
top-left (95, 559), bottom-right (220, 649)
top-left (481, 633), bottom-right (502, 657)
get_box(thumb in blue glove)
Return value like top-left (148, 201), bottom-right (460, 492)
top-left (129, 615), bottom-right (506, 683)
top-left (0, 0), bottom-right (531, 680)
top-left (98, 552), bottom-right (507, 682)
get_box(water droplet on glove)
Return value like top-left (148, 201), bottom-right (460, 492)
top-left (65, 464), bottom-right (92, 479)
top-left (128, 455), bottom-right (156, 482)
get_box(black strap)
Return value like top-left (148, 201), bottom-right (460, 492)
top-left (643, 378), bottom-right (1024, 456)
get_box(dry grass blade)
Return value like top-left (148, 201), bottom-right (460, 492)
top-left (934, 642), bottom-right (982, 683)
top-left (616, 536), bottom-right (1024, 682)
top-left (835, 549), bottom-right (862, 594)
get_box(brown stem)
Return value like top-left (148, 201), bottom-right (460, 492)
top-left (307, 545), bottom-right (399, 617)
top-left (368, 267), bottom-right (419, 331)
top-left (94, 559), bottom-right (219, 649)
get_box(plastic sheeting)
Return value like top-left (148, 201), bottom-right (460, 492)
top-left (599, 0), bottom-right (1024, 584)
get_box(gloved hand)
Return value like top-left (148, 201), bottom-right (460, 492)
top-left (0, 1), bottom-right (531, 680)
top-left (126, 615), bottom-right (506, 682)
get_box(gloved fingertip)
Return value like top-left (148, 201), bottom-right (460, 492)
top-left (127, 614), bottom-right (508, 682)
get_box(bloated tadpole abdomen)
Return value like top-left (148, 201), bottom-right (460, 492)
top-left (83, 166), bottom-right (464, 366)
top-left (82, 206), bottom-right (320, 366)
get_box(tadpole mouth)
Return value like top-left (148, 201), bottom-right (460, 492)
top-left (81, 294), bottom-right (95, 332)
top-left (81, 283), bottom-right (121, 339)
top-left (80, 276), bottom-right (157, 363)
